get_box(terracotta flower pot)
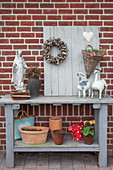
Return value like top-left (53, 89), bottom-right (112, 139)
top-left (83, 134), bottom-right (94, 145)
top-left (53, 129), bottom-right (65, 145)
top-left (49, 117), bottom-right (62, 138)
top-left (19, 126), bottom-right (49, 144)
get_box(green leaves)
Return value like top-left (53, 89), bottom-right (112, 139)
top-left (81, 126), bottom-right (95, 136)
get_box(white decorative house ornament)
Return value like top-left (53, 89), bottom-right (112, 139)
top-left (77, 72), bottom-right (91, 98)
top-left (83, 32), bottom-right (94, 44)
top-left (91, 68), bottom-right (107, 100)
top-left (11, 50), bottom-right (28, 92)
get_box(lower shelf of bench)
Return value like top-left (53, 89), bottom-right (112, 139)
top-left (14, 135), bottom-right (99, 152)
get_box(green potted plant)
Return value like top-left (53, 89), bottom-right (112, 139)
top-left (26, 67), bottom-right (41, 98)
top-left (81, 120), bottom-right (95, 145)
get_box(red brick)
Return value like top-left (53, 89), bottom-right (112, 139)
top-left (78, 15), bottom-right (84, 20)
top-left (36, 33), bottom-right (43, 37)
top-left (2, 15), bottom-right (16, 20)
top-left (37, 56), bottom-right (43, 61)
top-left (68, 104), bottom-right (72, 116)
top-left (86, 3), bottom-right (99, 8)
top-left (101, 27), bottom-right (113, 32)
top-left (67, 0), bottom-right (80, 1)
top-left (100, 62), bottom-right (107, 67)
top-left (89, 9), bottom-right (103, 14)
top-left (32, 27), bottom-right (43, 32)
top-left (105, 68), bottom-right (113, 72)
top-left (48, 15), bottom-right (61, 20)
top-left (40, 3), bottom-right (54, 8)
top-left (74, 106), bottom-right (78, 115)
top-left (63, 15), bottom-right (76, 20)
top-left (100, 39), bottom-right (113, 43)
top-left (89, 21), bottom-right (102, 26)
top-left (25, 39), bottom-right (39, 43)
top-left (0, 80), bottom-right (11, 84)
top-left (82, 0), bottom-right (95, 1)
top-left (0, 56), bottom-right (5, 61)
top-left (101, 15), bottom-right (113, 20)
top-left (13, 0), bottom-right (26, 1)
top-left (74, 9), bottom-right (87, 14)
top-left (59, 21), bottom-right (72, 26)
top-left (36, 21), bottom-right (42, 26)
top-left (0, 21), bottom-right (4, 26)
top-left (22, 51), bottom-right (31, 55)
top-left (28, 9), bottom-right (42, 14)
top-left (3, 63), bottom-right (13, 67)
top-left (85, 104), bottom-right (90, 115)
top-left (40, 104), bottom-right (44, 116)
top-left (25, 3), bottom-right (39, 8)
top-left (14, 45), bottom-right (27, 49)
top-left (55, 3), bottom-right (69, 8)
top-left (0, 33), bottom-right (4, 37)
top-left (38, 117), bottom-right (49, 121)
top-left (63, 104), bottom-right (67, 116)
top-left (2, 27), bottom-right (16, 32)
top-left (43, 9), bottom-right (57, 14)
top-left (0, 39), bottom-right (9, 43)
top-left (29, 45), bottom-right (42, 49)
top-left (0, 74), bottom-right (9, 78)
top-left (2, 3), bottom-right (16, 8)
top-left (0, 134), bottom-right (6, 139)
top-left (21, 33), bottom-right (34, 37)
top-left (17, 15), bottom-right (31, 20)
top-left (6, 33), bottom-right (19, 37)
top-left (80, 104), bottom-right (84, 116)
top-left (28, 0), bottom-right (42, 1)
top-left (2, 51), bottom-right (16, 55)
top-left (85, 15), bottom-right (99, 20)
top-left (0, 0), bottom-right (11, 1)
top-left (32, 15), bottom-right (46, 20)
top-left (101, 3), bottom-right (113, 8)
top-left (0, 45), bottom-right (12, 49)
top-left (13, 9), bottom-right (27, 14)
top-left (74, 21), bottom-right (87, 26)
top-left (17, 3), bottom-right (24, 8)
top-left (44, 21), bottom-right (57, 26)
top-left (104, 9), bottom-right (113, 14)
top-left (24, 57), bottom-right (35, 61)
top-left (52, 0), bottom-right (65, 1)
top-left (10, 39), bottom-right (24, 43)
top-left (17, 27), bottom-right (31, 32)
top-left (70, 3), bottom-right (84, 8)
top-left (104, 22), bottom-right (113, 26)
top-left (0, 9), bottom-right (11, 14)
top-left (21, 21), bottom-right (34, 26)
top-left (6, 21), bottom-right (19, 26)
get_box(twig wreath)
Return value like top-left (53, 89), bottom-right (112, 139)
top-left (43, 37), bottom-right (68, 65)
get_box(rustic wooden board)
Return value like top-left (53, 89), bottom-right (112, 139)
top-left (44, 26), bottom-right (99, 96)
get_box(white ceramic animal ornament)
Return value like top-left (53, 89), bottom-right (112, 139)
top-left (91, 68), bottom-right (107, 100)
top-left (77, 72), bottom-right (91, 98)
top-left (83, 32), bottom-right (94, 44)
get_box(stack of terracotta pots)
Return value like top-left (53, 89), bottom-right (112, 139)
top-left (49, 117), bottom-right (65, 145)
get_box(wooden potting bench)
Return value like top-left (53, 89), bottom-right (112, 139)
top-left (0, 94), bottom-right (113, 168)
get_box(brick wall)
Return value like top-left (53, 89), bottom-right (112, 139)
top-left (0, 0), bottom-right (113, 152)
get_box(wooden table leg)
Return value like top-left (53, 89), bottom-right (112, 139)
top-left (98, 104), bottom-right (107, 168)
top-left (5, 104), bottom-right (14, 168)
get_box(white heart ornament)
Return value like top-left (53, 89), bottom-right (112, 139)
top-left (83, 32), bottom-right (94, 42)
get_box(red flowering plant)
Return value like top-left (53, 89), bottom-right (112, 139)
top-left (88, 46), bottom-right (106, 57)
top-left (26, 67), bottom-right (41, 78)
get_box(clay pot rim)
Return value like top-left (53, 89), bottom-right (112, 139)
top-left (53, 129), bottom-right (65, 134)
top-left (19, 126), bottom-right (49, 134)
top-left (49, 117), bottom-right (62, 121)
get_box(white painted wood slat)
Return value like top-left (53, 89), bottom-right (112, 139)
top-left (44, 26), bottom-right (99, 96)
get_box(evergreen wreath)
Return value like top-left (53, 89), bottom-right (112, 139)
top-left (43, 37), bottom-right (68, 65)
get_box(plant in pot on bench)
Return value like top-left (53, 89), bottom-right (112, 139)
top-left (81, 120), bottom-right (95, 145)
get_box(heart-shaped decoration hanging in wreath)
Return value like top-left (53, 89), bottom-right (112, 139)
top-left (43, 37), bottom-right (68, 65)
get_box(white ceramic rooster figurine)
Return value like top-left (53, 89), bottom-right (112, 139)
top-left (91, 68), bottom-right (107, 100)
top-left (77, 72), bottom-right (91, 98)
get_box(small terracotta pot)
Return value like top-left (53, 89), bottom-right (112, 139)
top-left (19, 126), bottom-right (49, 144)
top-left (49, 117), bottom-right (62, 138)
top-left (83, 134), bottom-right (93, 145)
top-left (53, 129), bottom-right (65, 145)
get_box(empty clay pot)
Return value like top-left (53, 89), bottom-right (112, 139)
top-left (49, 117), bottom-right (62, 138)
top-left (53, 129), bottom-right (65, 145)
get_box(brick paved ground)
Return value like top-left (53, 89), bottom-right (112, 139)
top-left (0, 151), bottom-right (113, 170)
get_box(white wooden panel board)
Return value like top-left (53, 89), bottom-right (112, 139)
top-left (44, 26), bottom-right (99, 96)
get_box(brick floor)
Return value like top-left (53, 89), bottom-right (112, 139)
top-left (0, 152), bottom-right (113, 170)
